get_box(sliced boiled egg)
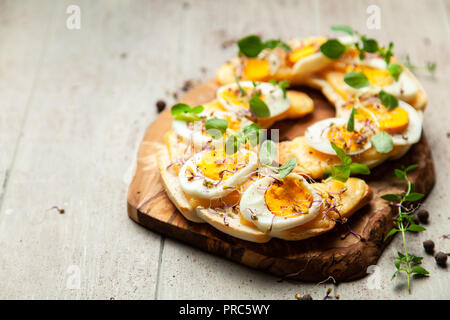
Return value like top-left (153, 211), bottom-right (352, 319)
top-left (179, 148), bottom-right (258, 199)
top-left (305, 117), bottom-right (373, 155)
top-left (349, 58), bottom-right (418, 101)
top-left (172, 102), bottom-right (252, 146)
top-left (347, 100), bottom-right (423, 146)
top-left (217, 81), bottom-right (290, 118)
top-left (239, 173), bottom-right (322, 233)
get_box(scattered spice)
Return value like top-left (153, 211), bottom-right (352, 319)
top-left (423, 240), bottom-right (434, 254)
top-left (322, 288), bottom-right (333, 300)
top-left (156, 100), bottom-right (166, 113)
top-left (417, 209), bottom-right (429, 224)
top-left (181, 80), bottom-right (194, 92)
top-left (435, 251), bottom-right (448, 267)
top-left (120, 52), bottom-right (127, 59)
top-left (295, 293), bottom-right (312, 300)
top-left (447, 132), bottom-right (450, 138)
top-left (50, 206), bottom-right (65, 214)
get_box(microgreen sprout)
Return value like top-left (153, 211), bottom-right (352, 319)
top-left (259, 139), bottom-right (297, 178)
top-left (171, 103), bottom-right (204, 122)
top-left (237, 34), bottom-right (291, 58)
top-left (225, 123), bottom-right (262, 155)
top-left (269, 79), bottom-right (290, 98)
top-left (382, 164), bottom-right (428, 293)
top-left (324, 142), bottom-right (370, 182)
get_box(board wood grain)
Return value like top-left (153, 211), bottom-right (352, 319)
top-left (127, 80), bottom-right (435, 282)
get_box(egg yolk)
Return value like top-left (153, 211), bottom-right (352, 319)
top-left (288, 37), bottom-right (326, 64)
top-left (348, 65), bottom-right (393, 87)
top-left (243, 59), bottom-right (271, 81)
top-left (327, 124), bottom-right (368, 152)
top-left (197, 149), bottom-right (250, 181)
top-left (223, 114), bottom-right (241, 132)
top-left (355, 106), bottom-right (409, 135)
top-left (264, 177), bottom-right (313, 217)
top-left (288, 45), bottom-right (317, 64)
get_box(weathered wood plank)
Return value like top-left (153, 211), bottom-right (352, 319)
top-left (0, 0), bottom-right (181, 299)
top-left (0, 0), bottom-right (52, 209)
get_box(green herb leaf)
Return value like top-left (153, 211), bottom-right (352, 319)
top-left (171, 103), bottom-right (191, 115)
top-left (371, 131), bottom-right (393, 154)
top-left (205, 118), bottom-right (228, 139)
top-left (264, 39), bottom-right (291, 52)
top-left (242, 123), bottom-right (261, 146)
top-left (278, 80), bottom-right (290, 99)
top-left (362, 37), bottom-right (379, 53)
top-left (330, 25), bottom-right (355, 35)
top-left (405, 164), bottom-right (419, 172)
top-left (234, 74), bottom-right (247, 96)
top-left (171, 103), bottom-right (205, 121)
top-left (381, 194), bottom-right (402, 202)
top-left (379, 90), bottom-right (398, 110)
top-left (394, 168), bottom-right (407, 181)
top-left (404, 192), bottom-right (424, 202)
top-left (387, 63), bottom-right (403, 81)
top-left (344, 71), bottom-right (370, 89)
top-left (225, 134), bottom-right (240, 155)
top-left (237, 34), bottom-right (265, 58)
top-left (347, 107), bottom-right (357, 132)
top-left (330, 164), bottom-right (351, 182)
top-left (259, 139), bottom-right (277, 166)
top-left (278, 157), bottom-right (297, 178)
top-left (349, 163), bottom-right (370, 175)
top-left (384, 228), bottom-right (399, 241)
top-left (249, 93), bottom-right (271, 118)
top-left (379, 42), bottom-right (394, 64)
top-left (174, 113), bottom-right (203, 122)
top-left (407, 224), bottom-right (426, 232)
top-left (411, 266), bottom-right (429, 275)
top-left (330, 142), bottom-right (350, 162)
top-left (320, 39), bottom-right (346, 59)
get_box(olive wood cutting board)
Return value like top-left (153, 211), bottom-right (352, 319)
top-left (127, 80), bottom-right (435, 282)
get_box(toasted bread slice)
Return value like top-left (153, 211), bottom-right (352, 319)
top-left (196, 207), bottom-right (271, 243)
top-left (272, 178), bottom-right (372, 240)
top-left (279, 136), bottom-right (411, 179)
top-left (309, 59), bottom-right (427, 111)
top-left (256, 90), bottom-right (314, 128)
top-left (196, 177), bottom-right (371, 242)
top-left (157, 147), bottom-right (204, 223)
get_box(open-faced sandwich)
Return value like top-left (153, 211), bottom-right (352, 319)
top-left (156, 26), bottom-right (426, 243)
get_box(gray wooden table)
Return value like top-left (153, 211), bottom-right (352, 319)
top-left (0, 0), bottom-right (449, 299)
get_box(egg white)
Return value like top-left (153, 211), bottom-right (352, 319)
top-left (179, 149), bottom-right (258, 199)
top-left (356, 58), bottom-right (418, 101)
top-left (239, 173), bottom-right (322, 233)
top-left (305, 117), bottom-right (372, 155)
top-left (337, 101), bottom-right (423, 147)
top-left (390, 101), bottom-right (423, 146)
top-left (217, 81), bottom-right (290, 118)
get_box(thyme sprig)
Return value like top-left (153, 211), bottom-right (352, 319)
top-left (382, 164), bottom-right (429, 293)
top-left (402, 55), bottom-right (437, 75)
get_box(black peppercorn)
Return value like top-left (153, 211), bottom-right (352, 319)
top-left (423, 240), bottom-right (434, 254)
top-left (156, 100), bottom-right (166, 113)
top-left (435, 251), bottom-right (447, 267)
top-left (417, 209), bottom-right (429, 224)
